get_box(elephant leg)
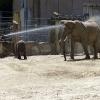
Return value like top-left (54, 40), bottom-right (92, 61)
top-left (93, 43), bottom-right (98, 59)
top-left (70, 39), bottom-right (74, 60)
top-left (23, 51), bottom-right (27, 60)
top-left (15, 45), bottom-right (18, 58)
top-left (82, 43), bottom-right (90, 59)
top-left (18, 52), bottom-right (21, 59)
top-left (18, 49), bottom-right (21, 59)
top-left (63, 41), bottom-right (66, 61)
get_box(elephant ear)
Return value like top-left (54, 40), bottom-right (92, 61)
top-left (60, 20), bottom-right (67, 24)
top-left (64, 21), bottom-right (75, 29)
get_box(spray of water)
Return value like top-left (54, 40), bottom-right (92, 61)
top-left (86, 16), bottom-right (100, 26)
top-left (4, 25), bottom-right (64, 37)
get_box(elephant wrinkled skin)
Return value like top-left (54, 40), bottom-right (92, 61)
top-left (60, 20), bottom-right (100, 61)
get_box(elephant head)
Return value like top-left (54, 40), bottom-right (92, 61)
top-left (61, 20), bottom-right (75, 36)
top-left (59, 20), bottom-right (76, 61)
top-left (59, 20), bottom-right (76, 49)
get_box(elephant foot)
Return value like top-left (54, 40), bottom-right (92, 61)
top-left (63, 55), bottom-right (66, 61)
top-left (93, 56), bottom-right (98, 59)
top-left (71, 57), bottom-right (74, 60)
top-left (85, 56), bottom-right (90, 59)
top-left (70, 55), bottom-right (74, 60)
top-left (64, 59), bottom-right (66, 61)
top-left (18, 57), bottom-right (21, 59)
top-left (24, 57), bottom-right (27, 60)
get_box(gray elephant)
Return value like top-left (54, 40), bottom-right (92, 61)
top-left (59, 20), bottom-right (99, 61)
top-left (16, 40), bottom-right (27, 60)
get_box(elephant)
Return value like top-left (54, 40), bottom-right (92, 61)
top-left (59, 20), bottom-right (100, 61)
top-left (16, 40), bottom-right (27, 60)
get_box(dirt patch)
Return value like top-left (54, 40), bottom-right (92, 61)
top-left (0, 55), bottom-right (100, 100)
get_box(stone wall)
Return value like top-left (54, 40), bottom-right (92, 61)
top-left (25, 41), bottom-right (84, 56)
top-left (25, 41), bottom-right (51, 56)
top-left (0, 40), bottom-right (92, 57)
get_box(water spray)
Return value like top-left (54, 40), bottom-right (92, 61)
top-left (4, 25), bottom-right (64, 37)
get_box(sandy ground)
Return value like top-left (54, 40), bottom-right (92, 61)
top-left (0, 55), bottom-right (100, 100)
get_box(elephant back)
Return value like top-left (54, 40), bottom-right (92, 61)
top-left (83, 21), bottom-right (99, 45)
top-left (72, 21), bottom-right (86, 38)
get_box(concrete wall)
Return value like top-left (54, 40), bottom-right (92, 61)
top-left (40, 0), bottom-right (100, 18)
top-left (13, 0), bottom-right (100, 18)
top-left (13, 0), bottom-right (100, 27)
